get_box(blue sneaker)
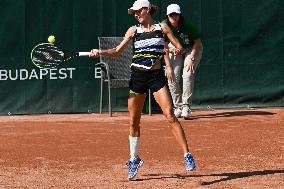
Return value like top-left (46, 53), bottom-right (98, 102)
top-left (185, 153), bottom-right (196, 171)
top-left (126, 156), bottom-right (144, 180)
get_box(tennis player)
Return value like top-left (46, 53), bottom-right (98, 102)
top-left (89, 0), bottom-right (196, 180)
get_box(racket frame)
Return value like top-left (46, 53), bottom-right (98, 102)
top-left (30, 43), bottom-right (90, 68)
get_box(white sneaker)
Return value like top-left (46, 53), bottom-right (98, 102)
top-left (181, 107), bottom-right (191, 119)
top-left (174, 108), bottom-right (182, 118)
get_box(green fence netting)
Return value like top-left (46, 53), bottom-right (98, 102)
top-left (0, 0), bottom-right (283, 115)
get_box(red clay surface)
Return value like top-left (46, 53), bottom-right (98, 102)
top-left (0, 108), bottom-right (283, 188)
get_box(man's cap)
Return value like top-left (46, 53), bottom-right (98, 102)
top-left (167, 4), bottom-right (181, 15)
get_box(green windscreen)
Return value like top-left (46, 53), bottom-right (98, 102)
top-left (0, 0), bottom-right (283, 115)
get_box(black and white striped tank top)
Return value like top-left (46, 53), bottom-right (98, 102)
top-left (131, 23), bottom-right (165, 70)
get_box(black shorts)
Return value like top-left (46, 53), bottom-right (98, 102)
top-left (129, 68), bottom-right (167, 94)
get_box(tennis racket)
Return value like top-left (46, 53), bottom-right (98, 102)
top-left (30, 43), bottom-right (91, 69)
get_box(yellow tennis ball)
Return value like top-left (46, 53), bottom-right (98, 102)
top-left (48, 35), bottom-right (55, 44)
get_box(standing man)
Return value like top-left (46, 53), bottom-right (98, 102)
top-left (163, 4), bottom-right (203, 119)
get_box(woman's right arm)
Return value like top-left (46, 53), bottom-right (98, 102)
top-left (89, 26), bottom-right (136, 58)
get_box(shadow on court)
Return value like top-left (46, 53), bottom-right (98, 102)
top-left (199, 169), bottom-right (284, 185)
top-left (137, 169), bottom-right (284, 185)
top-left (189, 110), bottom-right (276, 120)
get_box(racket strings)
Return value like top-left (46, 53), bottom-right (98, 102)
top-left (31, 44), bottom-right (65, 68)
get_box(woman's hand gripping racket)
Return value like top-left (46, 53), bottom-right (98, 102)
top-left (31, 43), bottom-right (91, 69)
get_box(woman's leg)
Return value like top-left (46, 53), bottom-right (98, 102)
top-left (128, 93), bottom-right (146, 159)
top-left (153, 86), bottom-right (189, 154)
top-left (126, 92), bottom-right (146, 180)
top-left (128, 93), bottom-right (146, 137)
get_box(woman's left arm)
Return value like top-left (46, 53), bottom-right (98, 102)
top-left (161, 23), bottom-right (183, 54)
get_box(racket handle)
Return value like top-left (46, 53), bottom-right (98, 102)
top-left (78, 52), bottom-right (91, 56)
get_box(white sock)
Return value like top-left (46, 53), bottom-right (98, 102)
top-left (184, 152), bottom-right (191, 157)
top-left (129, 135), bottom-right (139, 161)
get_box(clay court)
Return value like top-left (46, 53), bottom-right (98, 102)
top-left (0, 108), bottom-right (283, 188)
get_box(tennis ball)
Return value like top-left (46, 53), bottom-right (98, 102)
top-left (48, 35), bottom-right (56, 44)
